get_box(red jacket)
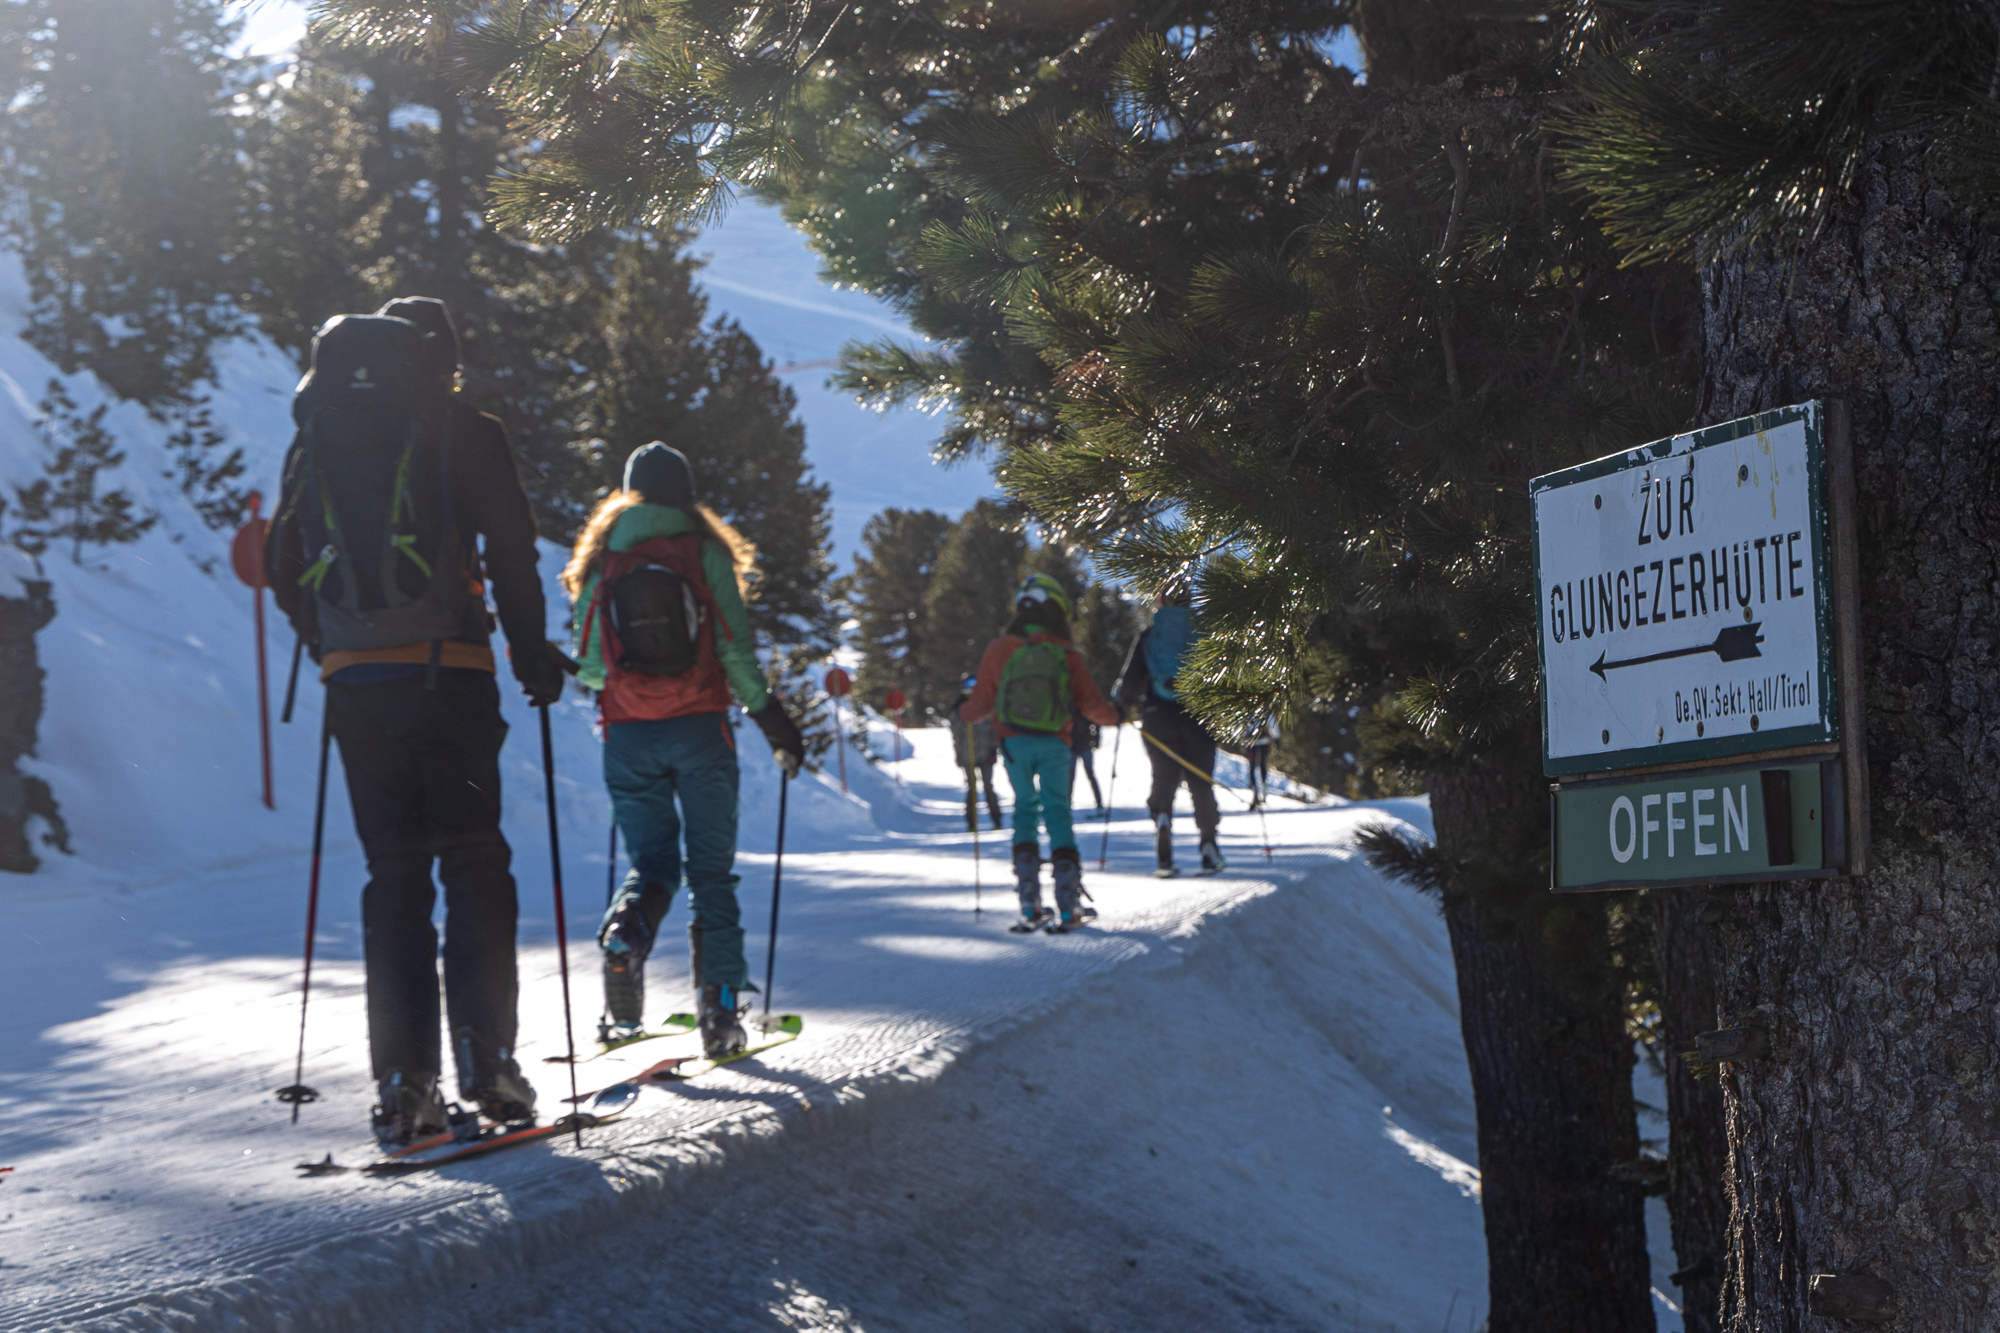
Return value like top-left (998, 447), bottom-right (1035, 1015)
top-left (958, 632), bottom-right (1119, 745)
top-left (579, 533), bottom-right (734, 725)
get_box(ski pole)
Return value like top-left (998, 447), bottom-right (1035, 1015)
top-left (966, 720), bottom-right (982, 916)
top-left (1097, 721), bottom-right (1124, 870)
top-left (606, 817), bottom-right (620, 907)
top-left (276, 710), bottom-right (331, 1121)
top-left (280, 635), bottom-right (303, 725)
top-left (537, 704), bottom-right (582, 1146)
top-left (761, 770), bottom-right (790, 1027)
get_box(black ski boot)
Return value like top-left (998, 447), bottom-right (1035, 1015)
top-left (598, 882), bottom-right (661, 1036)
top-left (455, 1028), bottom-right (538, 1124)
top-left (1009, 842), bottom-right (1052, 932)
top-left (1049, 847), bottom-right (1096, 932)
top-left (698, 982), bottom-right (749, 1059)
top-left (1153, 813), bottom-right (1178, 879)
top-left (1199, 835), bottom-right (1227, 875)
top-left (371, 1069), bottom-right (448, 1146)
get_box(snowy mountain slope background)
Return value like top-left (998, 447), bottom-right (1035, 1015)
top-left (0, 200), bottom-right (1685, 1332)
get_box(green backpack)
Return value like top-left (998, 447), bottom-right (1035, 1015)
top-left (998, 641), bottom-right (1073, 733)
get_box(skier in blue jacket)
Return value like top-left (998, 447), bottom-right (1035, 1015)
top-left (1114, 583), bottom-right (1223, 876)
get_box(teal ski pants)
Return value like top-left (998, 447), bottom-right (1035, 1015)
top-left (1001, 733), bottom-right (1077, 853)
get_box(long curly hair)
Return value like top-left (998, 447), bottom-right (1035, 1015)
top-left (560, 490), bottom-right (757, 602)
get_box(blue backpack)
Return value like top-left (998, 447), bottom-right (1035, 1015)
top-left (1144, 605), bottom-right (1195, 700)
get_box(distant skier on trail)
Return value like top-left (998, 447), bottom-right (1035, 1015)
top-left (1068, 710), bottom-right (1104, 810)
top-left (951, 673), bottom-right (1004, 832)
top-left (1244, 715), bottom-right (1276, 810)
top-left (958, 573), bottom-right (1120, 933)
top-left (267, 297), bottom-right (569, 1145)
top-left (1115, 582), bottom-right (1225, 877)
top-left (562, 442), bottom-right (806, 1059)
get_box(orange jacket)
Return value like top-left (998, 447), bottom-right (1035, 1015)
top-left (958, 632), bottom-right (1119, 745)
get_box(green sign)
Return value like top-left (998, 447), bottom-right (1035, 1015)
top-left (1553, 762), bottom-right (1836, 892)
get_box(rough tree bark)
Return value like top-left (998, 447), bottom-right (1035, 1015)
top-left (1655, 891), bottom-right (1729, 1333)
top-left (1702, 142), bottom-right (2000, 1330)
top-left (1428, 743), bottom-right (1655, 1333)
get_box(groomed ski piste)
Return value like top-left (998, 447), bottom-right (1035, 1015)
top-left (0, 247), bottom-right (1689, 1330)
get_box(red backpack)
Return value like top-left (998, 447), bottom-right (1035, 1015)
top-left (580, 534), bottom-right (735, 723)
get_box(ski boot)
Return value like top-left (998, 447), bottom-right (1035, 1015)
top-left (370, 1069), bottom-right (448, 1146)
top-left (1049, 847), bottom-right (1096, 933)
top-left (1199, 835), bottom-right (1227, 875)
top-left (1153, 814), bottom-right (1179, 879)
top-left (598, 881), bottom-right (662, 1036)
top-left (698, 982), bottom-right (749, 1059)
top-left (455, 1028), bottom-right (538, 1124)
top-left (1009, 841), bottom-right (1053, 933)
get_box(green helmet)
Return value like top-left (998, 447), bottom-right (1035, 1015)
top-left (1016, 572), bottom-right (1073, 618)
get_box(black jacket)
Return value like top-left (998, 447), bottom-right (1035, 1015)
top-left (267, 400), bottom-right (546, 663)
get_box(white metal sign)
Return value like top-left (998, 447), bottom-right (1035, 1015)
top-left (1531, 402), bottom-right (1837, 776)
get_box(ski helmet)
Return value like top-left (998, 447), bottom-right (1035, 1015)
top-left (1015, 572), bottom-right (1073, 618)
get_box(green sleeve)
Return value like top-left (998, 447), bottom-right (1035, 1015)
top-left (703, 541), bottom-right (771, 712)
top-left (569, 571), bottom-right (607, 692)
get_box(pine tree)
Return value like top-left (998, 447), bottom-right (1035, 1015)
top-left (1071, 580), bottom-right (1141, 704)
top-left (842, 508), bottom-right (953, 721)
top-left (922, 501), bottom-right (1026, 718)
top-left (0, 0), bottom-right (249, 408)
top-left (12, 381), bottom-right (156, 563)
top-left (1563, 5), bottom-right (2000, 1327)
top-left (0, 0), bottom-right (253, 529)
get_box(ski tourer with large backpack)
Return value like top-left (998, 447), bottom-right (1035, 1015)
top-left (278, 314), bottom-right (478, 670)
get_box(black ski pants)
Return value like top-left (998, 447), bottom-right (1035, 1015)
top-left (327, 671), bottom-right (518, 1091)
top-left (964, 760), bottom-right (1001, 830)
top-left (1142, 705), bottom-right (1220, 838)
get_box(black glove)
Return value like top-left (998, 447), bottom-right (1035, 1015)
top-left (749, 698), bottom-right (806, 779)
top-left (514, 639), bottom-right (569, 707)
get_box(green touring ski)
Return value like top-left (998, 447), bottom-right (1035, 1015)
top-left (544, 1013), bottom-right (698, 1065)
top-left (565, 1015), bottom-right (804, 1103)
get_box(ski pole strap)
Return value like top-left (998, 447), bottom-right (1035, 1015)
top-left (1138, 727), bottom-right (1255, 808)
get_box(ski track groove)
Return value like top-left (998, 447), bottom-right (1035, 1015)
top-left (0, 859), bottom-right (1295, 1332)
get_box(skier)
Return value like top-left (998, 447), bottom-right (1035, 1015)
top-left (1244, 715), bottom-right (1276, 809)
top-left (958, 573), bottom-right (1120, 931)
top-left (950, 673), bottom-right (1004, 831)
top-left (1068, 711), bottom-right (1104, 810)
top-left (562, 442), bottom-right (806, 1059)
top-left (267, 297), bottom-right (568, 1144)
top-left (1114, 581), bottom-right (1224, 877)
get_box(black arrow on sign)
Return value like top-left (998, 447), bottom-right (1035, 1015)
top-left (1589, 623), bottom-right (1764, 680)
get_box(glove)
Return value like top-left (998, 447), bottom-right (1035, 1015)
top-left (514, 640), bottom-right (569, 707)
top-left (749, 698), bottom-right (805, 779)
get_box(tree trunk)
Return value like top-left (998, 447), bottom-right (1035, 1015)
top-left (1655, 891), bottom-right (1729, 1333)
top-left (1702, 141), bottom-right (2000, 1330)
top-left (1429, 745), bottom-right (1655, 1333)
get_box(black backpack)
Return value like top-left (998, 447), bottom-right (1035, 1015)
top-left (284, 315), bottom-right (473, 654)
top-left (599, 539), bottom-right (707, 676)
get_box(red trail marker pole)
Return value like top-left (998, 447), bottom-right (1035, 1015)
top-left (230, 493), bottom-right (274, 810)
top-left (825, 667), bottom-right (852, 794)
